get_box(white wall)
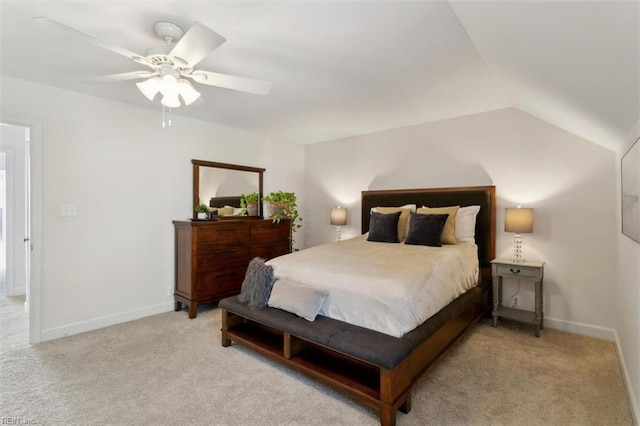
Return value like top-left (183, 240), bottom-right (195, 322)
top-left (304, 107), bottom-right (618, 333)
top-left (0, 75), bottom-right (303, 340)
top-left (617, 118), bottom-right (640, 421)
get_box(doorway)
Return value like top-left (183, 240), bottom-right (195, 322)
top-left (1, 120), bottom-right (39, 343)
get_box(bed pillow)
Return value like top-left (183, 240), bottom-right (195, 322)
top-left (367, 211), bottom-right (401, 243)
top-left (371, 204), bottom-right (416, 241)
top-left (268, 279), bottom-right (328, 321)
top-left (238, 257), bottom-right (275, 308)
top-left (217, 206), bottom-right (234, 216)
top-left (417, 205), bottom-right (460, 244)
top-left (404, 212), bottom-right (449, 247)
top-left (456, 205), bottom-right (481, 243)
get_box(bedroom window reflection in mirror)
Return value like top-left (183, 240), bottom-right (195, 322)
top-left (192, 160), bottom-right (265, 219)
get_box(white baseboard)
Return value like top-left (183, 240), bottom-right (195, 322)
top-left (40, 299), bottom-right (174, 342)
top-left (544, 317), bottom-right (616, 341)
top-left (614, 330), bottom-right (640, 425)
top-left (7, 286), bottom-right (26, 297)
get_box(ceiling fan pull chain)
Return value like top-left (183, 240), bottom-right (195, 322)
top-left (161, 105), bottom-right (173, 128)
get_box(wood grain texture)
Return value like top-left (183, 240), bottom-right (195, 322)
top-left (173, 219), bottom-right (290, 318)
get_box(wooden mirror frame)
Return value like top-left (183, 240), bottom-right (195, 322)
top-left (192, 159), bottom-right (265, 219)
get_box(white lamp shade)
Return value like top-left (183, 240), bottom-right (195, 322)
top-left (161, 92), bottom-right (181, 108)
top-left (178, 79), bottom-right (201, 105)
top-left (136, 77), bottom-right (160, 101)
top-left (505, 208), bottom-right (534, 233)
top-left (330, 207), bottom-right (347, 226)
top-left (159, 74), bottom-right (178, 96)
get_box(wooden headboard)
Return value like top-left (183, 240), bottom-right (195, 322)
top-left (209, 196), bottom-right (242, 208)
top-left (361, 186), bottom-right (496, 281)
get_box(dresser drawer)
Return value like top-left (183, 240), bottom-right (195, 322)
top-left (496, 265), bottom-right (536, 278)
top-left (197, 249), bottom-right (250, 272)
top-left (196, 223), bottom-right (249, 253)
top-left (196, 268), bottom-right (246, 298)
top-left (251, 241), bottom-right (291, 261)
top-left (251, 220), bottom-right (290, 245)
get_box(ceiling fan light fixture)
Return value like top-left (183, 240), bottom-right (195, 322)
top-left (161, 92), bottom-right (181, 108)
top-left (136, 76), bottom-right (161, 101)
top-left (177, 79), bottom-right (201, 105)
top-left (159, 74), bottom-right (179, 96)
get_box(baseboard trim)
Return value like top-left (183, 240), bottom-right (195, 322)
top-left (614, 330), bottom-right (640, 425)
top-left (544, 317), bottom-right (615, 341)
top-left (40, 300), bottom-right (174, 342)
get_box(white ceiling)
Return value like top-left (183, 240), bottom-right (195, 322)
top-left (1, 1), bottom-right (638, 150)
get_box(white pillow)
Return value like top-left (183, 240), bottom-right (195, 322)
top-left (268, 280), bottom-right (328, 321)
top-left (455, 205), bottom-right (480, 243)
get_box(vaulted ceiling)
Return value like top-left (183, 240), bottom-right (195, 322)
top-left (1, 1), bottom-right (638, 151)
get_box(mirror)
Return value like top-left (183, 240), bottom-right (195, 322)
top-left (192, 159), bottom-right (265, 218)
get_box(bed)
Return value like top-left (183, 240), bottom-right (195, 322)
top-left (219, 186), bottom-right (496, 425)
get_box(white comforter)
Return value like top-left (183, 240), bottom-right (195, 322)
top-left (267, 235), bottom-right (479, 337)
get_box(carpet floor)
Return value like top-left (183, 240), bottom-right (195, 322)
top-left (0, 296), bottom-right (633, 426)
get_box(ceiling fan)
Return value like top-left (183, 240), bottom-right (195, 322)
top-left (34, 17), bottom-right (272, 108)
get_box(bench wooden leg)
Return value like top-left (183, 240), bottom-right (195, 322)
top-left (221, 330), bottom-right (231, 347)
top-left (380, 404), bottom-right (396, 426)
top-left (221, 309), bottom-right (231, 347)
top-left (399, 392), bottom-right (411, 414)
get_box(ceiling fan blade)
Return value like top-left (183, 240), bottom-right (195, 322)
top-left (190, 71), bottom-right (272, 95)
top-left (82, 71), bottom-right (157, 84)
top-left (33, 17), bottom-right (151, 67)
top-left (169, 22), bottom-right (226, 67)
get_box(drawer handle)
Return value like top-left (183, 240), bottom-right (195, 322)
top-left (510, 269), bottom-right (521, 274)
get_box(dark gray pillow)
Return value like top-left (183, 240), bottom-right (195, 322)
top-left (367, 211), bottom-right (401, 243)
top-left (404, 212), bottom-right (449, 247)
top-left (238, 257), bottom-right (275, 308)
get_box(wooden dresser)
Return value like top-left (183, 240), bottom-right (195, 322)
top-left (173, 219), bottom-right (290, 318)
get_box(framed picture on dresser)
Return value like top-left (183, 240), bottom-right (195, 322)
top-left (622, 136), bottom-right (640, 243)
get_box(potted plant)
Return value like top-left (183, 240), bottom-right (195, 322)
top-left (240, 192), bottom-right (260, 216)
top-left (264, 191), bottom-right (302, 250)
top-left (194, 203), bottom-right (209, 219)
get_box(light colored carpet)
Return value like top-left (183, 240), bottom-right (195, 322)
top-left (0, 296), bottom-right (633, 426)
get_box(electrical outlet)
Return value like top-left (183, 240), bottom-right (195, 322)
top-left (60, 203), bottom-right (78, 217)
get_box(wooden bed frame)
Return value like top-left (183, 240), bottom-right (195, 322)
top-left (219, 186), bottom-right (496, 425)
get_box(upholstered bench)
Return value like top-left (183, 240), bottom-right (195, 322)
top-left (220, 295), bottom-right (414, 370)
top-left (218, 281), bottom-right (489, 426)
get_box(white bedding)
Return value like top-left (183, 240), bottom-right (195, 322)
top-left (266, 235), bottom-right (479, 337)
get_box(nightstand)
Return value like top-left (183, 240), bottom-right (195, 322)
top-left (491, 258), bottom-right (545, 337)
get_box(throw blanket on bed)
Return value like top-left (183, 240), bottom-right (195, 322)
top-left (266, 235), bottom-right (479, 337)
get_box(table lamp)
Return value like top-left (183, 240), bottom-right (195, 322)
top-left (330, 207), bottom-right (348, 241)
top-left (505, 206), bottom-right (534, 263)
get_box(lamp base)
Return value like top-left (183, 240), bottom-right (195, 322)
top-left (511, 233), bottom-right (526, 263)
top-left (336, 226), bottom-right (342, 241)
